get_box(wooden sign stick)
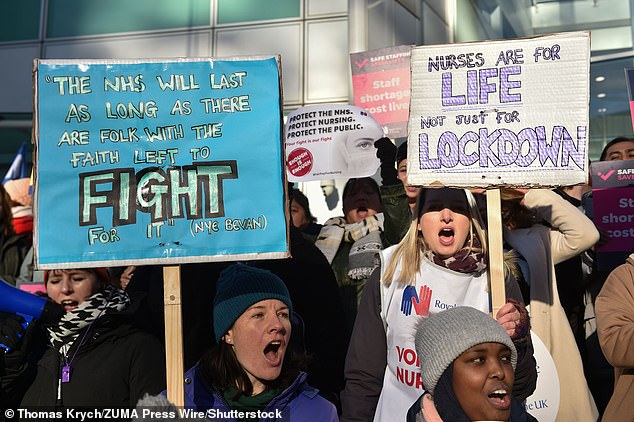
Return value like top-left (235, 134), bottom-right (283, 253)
top-left (163, 265), bottom-right (184, 407)
top-left (486, 188), bottom-right (506, 317)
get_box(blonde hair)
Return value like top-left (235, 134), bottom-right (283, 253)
top-left (382, 188), bottom-right (487, 287)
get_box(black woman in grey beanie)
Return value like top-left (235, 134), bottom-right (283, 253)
top-left (407, 306), bottom-right (537, 422)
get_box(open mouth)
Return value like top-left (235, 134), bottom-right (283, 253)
top-left (61, 300), bottom-right (79, 312)
top-left (263, 340), bottom-right (284, 365)
top-left (487, 388), bottom-right (511, 410)
top-left (356, 206), bottom-right (369, 219)
top-left (438, 228), bottom-right (455, 246)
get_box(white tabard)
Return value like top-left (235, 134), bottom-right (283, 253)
top-left (373, 245), bottom-right (490, 422)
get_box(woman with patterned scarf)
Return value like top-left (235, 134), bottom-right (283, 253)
top-left (340, 187), bottom-right (537, 422)
top-left (0, 268), bottom-right (165, 410)
top-left (315, 177), bottom-right (385, 339)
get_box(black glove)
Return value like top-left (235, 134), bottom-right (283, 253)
top-left (374, 137), bottom-right (398, 185)
top-left (0, 313), bottom-right (27, 351)
top-left (374, 137), bottom-right (397, 162)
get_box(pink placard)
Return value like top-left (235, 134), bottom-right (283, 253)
top-left (18, 282), bottom-right (47, 295)
top-left (351, 45), bottom-right (411, 138)
top-left (626, 68), bottom-right (634, 131)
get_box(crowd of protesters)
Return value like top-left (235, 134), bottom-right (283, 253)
top-left (0, 135), bottom-right (632, 421)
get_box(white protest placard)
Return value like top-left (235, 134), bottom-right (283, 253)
top-left (525, 331), bottom-right (560, 422)
top-left (285, 104), bottom-right (384, 182)
top-left (407, 31), bottom-right (590, 187)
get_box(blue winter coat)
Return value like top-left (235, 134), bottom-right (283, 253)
top-left (183, 364), bottom-right (339, 421)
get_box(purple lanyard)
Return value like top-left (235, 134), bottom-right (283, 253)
top-left (60, 304), bottom-right (107, 384)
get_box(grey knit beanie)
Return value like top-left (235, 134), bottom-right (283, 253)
top-left (414, 306), bottom-right (517, 393)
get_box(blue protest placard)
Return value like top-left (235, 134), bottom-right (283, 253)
top-left (34, 57), bottom-right (288, 268)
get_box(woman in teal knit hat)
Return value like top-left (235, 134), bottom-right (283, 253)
top-left (175, 263), bottom-right (338, 421)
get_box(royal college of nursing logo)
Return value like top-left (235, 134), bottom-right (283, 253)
top-left (400, 285), bottom-right (433, 316)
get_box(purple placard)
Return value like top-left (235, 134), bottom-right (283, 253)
top-left (590, 160), bottom-right (634, 189)
top-left (592, 186), bottom-right (634, 254)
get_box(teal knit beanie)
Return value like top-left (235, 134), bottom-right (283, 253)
top-left (213, 264), bottom-right (293, 342)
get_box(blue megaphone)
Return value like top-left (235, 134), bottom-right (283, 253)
top-left (0, 279), bottom-right (64, 352)
top-left (0, 279), bottom-right (63, 323)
